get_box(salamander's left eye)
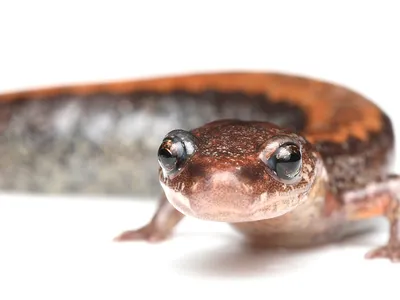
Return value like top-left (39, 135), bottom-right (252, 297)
top-left (265, 142), bottom-right (302, 181)
top-left (158, 129), bottom-right (196, 177)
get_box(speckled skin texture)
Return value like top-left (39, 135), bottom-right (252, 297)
top-left (160, 120), bottom-right (319, 222)
top-left (1, 72), bottom-right (399, 260)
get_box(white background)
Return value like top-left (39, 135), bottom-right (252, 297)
top-left (0, 1), bottom-right (400, 300)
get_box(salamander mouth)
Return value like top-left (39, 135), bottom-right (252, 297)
top-left (160, 179), bottom-right (306, 222)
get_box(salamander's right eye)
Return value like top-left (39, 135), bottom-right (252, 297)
top-left (267, 142), bottom-right (302, 181)
top-left (259, 139), bottom-right (303, 184)
top-left (158, 129), bottom-right (196, 177)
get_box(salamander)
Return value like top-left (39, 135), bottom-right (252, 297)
top-left (0, 72), bottom-right (398, 261)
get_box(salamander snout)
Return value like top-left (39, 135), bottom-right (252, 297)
top-left (157, 120), bottom-right (320, 222)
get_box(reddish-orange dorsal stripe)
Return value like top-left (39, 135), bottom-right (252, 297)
top-left (0, 72), bottom-right (383, 144)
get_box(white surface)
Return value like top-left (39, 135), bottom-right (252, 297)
top-left (0, 195), bottom-right (398, 300)
top-left (1, 1), bottom-right (400, 300)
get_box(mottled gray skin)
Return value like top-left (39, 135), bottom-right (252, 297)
top-left (0, 92), bottom-right (304, 196)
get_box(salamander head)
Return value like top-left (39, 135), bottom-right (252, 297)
top-left (157, 120), bottom-right (320, 222)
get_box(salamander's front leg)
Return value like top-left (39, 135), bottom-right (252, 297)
top-left (343, 174), bottom-right (400, 262)
top-left (114, 194), bottom-right (184, 243)
top-left (365, 198), bottom-right (400, 261)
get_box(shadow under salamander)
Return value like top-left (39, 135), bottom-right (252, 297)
top-left (169, 224), bottom-right (386, 278)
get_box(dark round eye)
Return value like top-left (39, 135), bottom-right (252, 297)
top-left (157, 129), bottom-right (196, 176)
top-left (267, 142), bottom-right (302, 181)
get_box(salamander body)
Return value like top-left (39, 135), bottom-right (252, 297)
top-left (1, 72), bottom-right (398, 261)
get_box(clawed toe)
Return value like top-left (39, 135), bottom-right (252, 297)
top-left (113, 224), bottom-right (169, 243)
top-left (365, 245), bottom-right (400, 262)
